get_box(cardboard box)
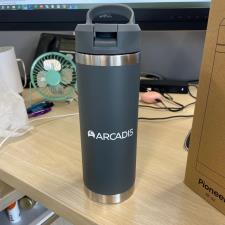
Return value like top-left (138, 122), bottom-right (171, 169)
top-left (185, 0), bottom-right (225, 215)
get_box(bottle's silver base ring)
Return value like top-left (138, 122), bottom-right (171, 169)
top-left (84, 185), bottom-right (134, 204)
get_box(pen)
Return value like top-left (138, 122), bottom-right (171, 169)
top-left (28, 107), bottom-right (52, 118)
top-left (27, 101), bottom-right (54, 114)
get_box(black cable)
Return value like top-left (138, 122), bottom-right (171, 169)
top-left (138, 84), bottom-right (197, 123)
top-left (138, 103), bottom-right (180, 111)
top-left (187, 80), bottom-right (199, 84)
top-left (139, 84), bottom-right (197, 112)
top-left (139, 99), bottom-right (194, 112)
top-left (140, 72), bottom-right (163, 80)
top-left (184, 130), bottom-right (191, 151)
top-left (184, 102), bottom-right (196, 108)
top-left (138, 115), bottom-right (193, 121)
top-left (163, 93), bottom-right (187, 108)
top-left (188, 85), bottom-right (198, 99)
top-left (162, 93), bottom-right (173, 101)
top-left (160, 99), bottom-right (184, 112)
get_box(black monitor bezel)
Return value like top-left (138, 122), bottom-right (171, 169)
top-left (0, 7), bottom-right (209, 31)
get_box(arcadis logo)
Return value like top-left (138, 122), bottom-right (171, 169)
top-left (87, 130), bottom-right (96, 138)
top-left (87, 129), bottom-right (134, 141)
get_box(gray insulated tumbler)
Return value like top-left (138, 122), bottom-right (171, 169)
top-left (75, 4), bottom-right (141, 204)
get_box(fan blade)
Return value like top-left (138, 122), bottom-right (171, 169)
top-left (50, 84), bottom-right (64, 95)
top-left (61, 68), bottom-right (73, 85)
top-left (43, 59), bottom-right (62, 71)
top-left (37, 71), bottom-right (47, 88)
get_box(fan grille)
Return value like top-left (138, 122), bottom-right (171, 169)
top-left (31, 52), bottom-right (76, 101)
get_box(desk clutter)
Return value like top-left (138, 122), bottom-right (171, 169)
top-left (27, 101), bottom-right (54, 118)
top-left (0, 58), bottom-right (197, 211)
top-left (1, 87), bottom-right (211, 225)
top-left (0, 75), bottom-right (31, 140)
top-left (5, 197), bottom-right (37, 224)
top-left (0, 28), bottom-right (196, 209)
top-left (0, 50), bottom-right (77, 146)
top-left (4, 197), bottom-right (45, 224)
top-left (1, 2), bottom-right (224, 219)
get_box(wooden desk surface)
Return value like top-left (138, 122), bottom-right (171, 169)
top-left (0, 91), bottom-right (224, 225)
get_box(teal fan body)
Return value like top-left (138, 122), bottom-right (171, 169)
top-left (30, 52), bottom-right (76, 101)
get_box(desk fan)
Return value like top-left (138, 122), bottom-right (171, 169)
top-left (30, 52), bottom-right (76, 101)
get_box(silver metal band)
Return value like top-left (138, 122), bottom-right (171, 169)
top-left (76, 52), bottom-right (140, 66)
top-left (84, 185), bottom-right (134, 204)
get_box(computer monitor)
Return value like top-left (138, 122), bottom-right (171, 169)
top-left (0, 1), bottom-right (210, 30)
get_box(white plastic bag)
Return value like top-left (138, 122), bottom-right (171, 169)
top-left (0, 80), bottom-right (31, 138)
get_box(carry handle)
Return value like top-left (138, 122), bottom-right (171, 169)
top-left (86, 4), bottom-right (135, 24)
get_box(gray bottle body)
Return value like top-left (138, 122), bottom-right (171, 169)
top-left (75, 4), bottom-right (141, 201)
top-left (77, 62), bottom-right (140, 195)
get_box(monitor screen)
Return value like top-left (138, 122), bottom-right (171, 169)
top-left (0, 1), bottom-right (210, 30)
top-left (0, 1), bottom-right (210, 10)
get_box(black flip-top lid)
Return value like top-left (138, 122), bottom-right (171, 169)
top-left (75, 4), bottom-right (141, 55)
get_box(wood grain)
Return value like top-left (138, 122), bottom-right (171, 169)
top-left (0, 89), bottom-right (224, 225)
